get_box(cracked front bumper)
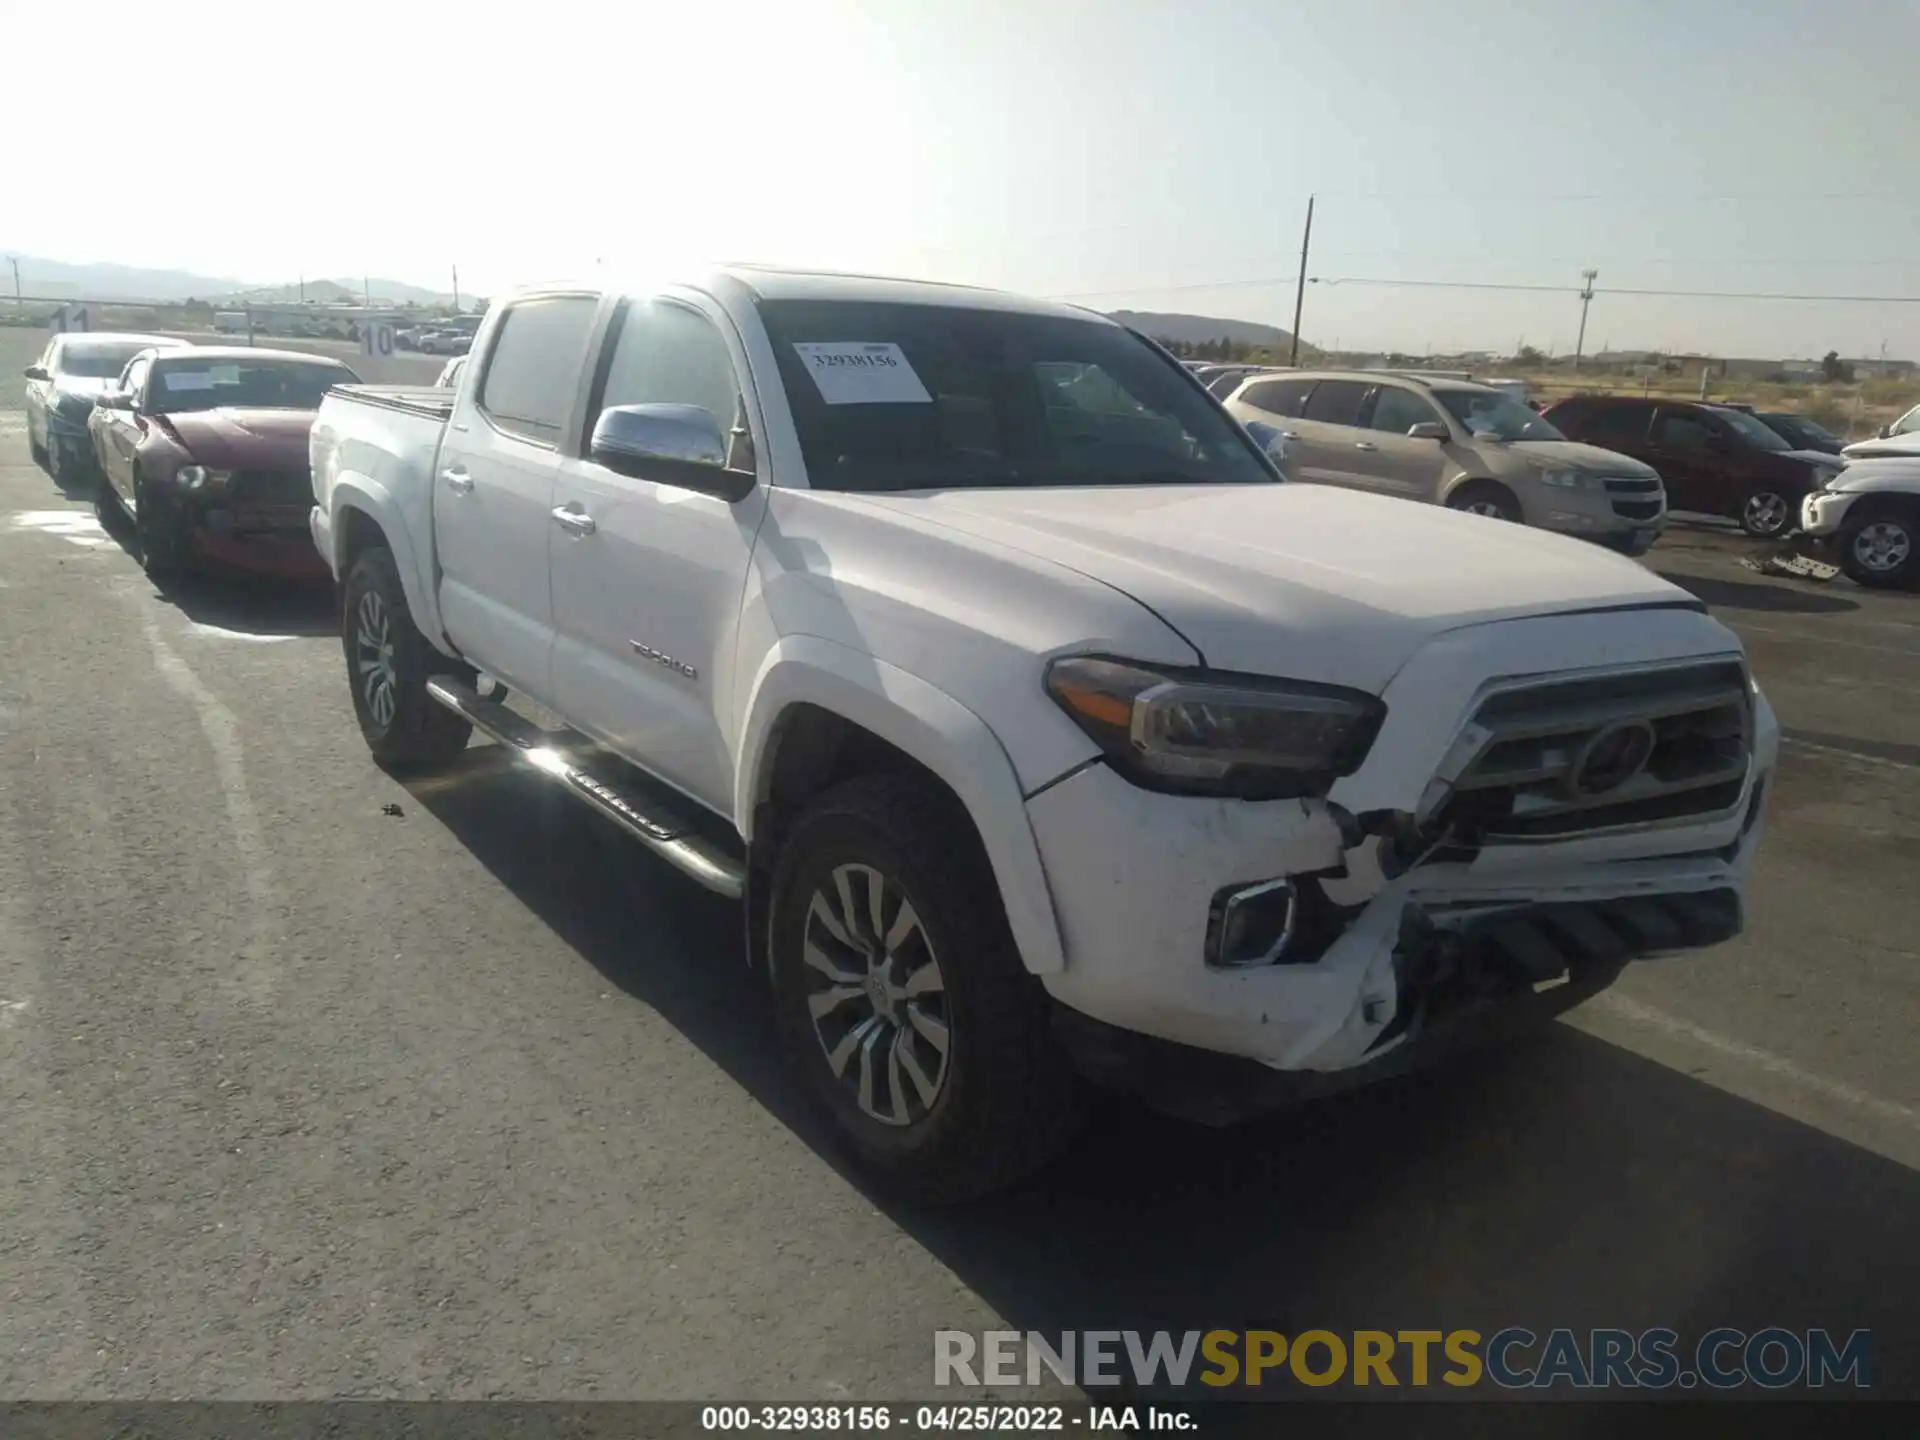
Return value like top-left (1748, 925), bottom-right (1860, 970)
top-left (1026, 680), bottom-right (1778, 1090)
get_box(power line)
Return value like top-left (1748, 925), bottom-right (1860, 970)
top-left (1053, 272), bottom-right (1920, 304)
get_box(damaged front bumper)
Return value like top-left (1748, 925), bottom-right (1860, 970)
top-left (1025, 617), bottom-right (1778, 1113)
top-left (1050, 886), bottom-right (1739, 1125)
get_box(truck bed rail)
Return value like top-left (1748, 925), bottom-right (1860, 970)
top-left (330, 384), bottom-right (456, 420)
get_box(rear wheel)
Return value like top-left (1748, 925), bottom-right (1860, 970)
top-left (1739, 487), bottom-right (1797, 538)
top-left (341, 544), bottom-right (474, 770)
top-left (766, 773), bottom-right (1083, 1204)
top-left (1837, 504), bottom-right (1918, 589)
top-left (1447, 479), bottom-right (1521, 522)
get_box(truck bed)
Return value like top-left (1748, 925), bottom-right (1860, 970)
top-left (331, 384), bottom-right (456, 420)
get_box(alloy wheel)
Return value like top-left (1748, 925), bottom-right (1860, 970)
top-left (800, 862), bottom-right (951, 1127)
top-left (354, 589), bottom-right (398, 730)
top-left (1851, 520), bottom-right (1913, 574)
top-left (1743, 491), bottom-right (1790, 535)
top-left (1464, 499), bottom-right (1509, 519)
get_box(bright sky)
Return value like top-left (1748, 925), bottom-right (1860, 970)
top-left (8, 0), bottom-right (1919, 358)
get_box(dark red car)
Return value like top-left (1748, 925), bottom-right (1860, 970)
top-left (88, 346), bottom-right (361, 582)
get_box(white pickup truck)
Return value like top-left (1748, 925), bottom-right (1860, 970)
top-left (310, 266), bottom-right (1777, 1202)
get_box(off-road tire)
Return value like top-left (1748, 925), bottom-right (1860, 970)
top-left (1447, 479), bottom-right (1522, 522)
top-left (341, 544), bottom-right (474, 770)
top-left (767, 773), bottom-right (1083, 1204)
top-left (1837, 502), bottom-right (1919, 590)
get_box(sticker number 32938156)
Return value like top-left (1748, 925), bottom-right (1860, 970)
top-left (792, 342), bottom-right (932, 406)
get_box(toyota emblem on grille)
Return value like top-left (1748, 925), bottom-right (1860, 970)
top-left (1567, 720), bottom-right (1658, 797)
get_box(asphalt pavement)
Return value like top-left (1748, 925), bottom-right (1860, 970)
top-left (0, 399), bottom-right (1916, 1403)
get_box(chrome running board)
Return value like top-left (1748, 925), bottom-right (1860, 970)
top-left (426, 677), bottom-right (745, 899)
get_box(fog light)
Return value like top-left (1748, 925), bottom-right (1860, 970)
top-left (1206, 878), bottom-right (1299, 969)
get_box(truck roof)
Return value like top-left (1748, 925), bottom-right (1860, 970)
top-left (526, 264), bottom-right (1112, 326)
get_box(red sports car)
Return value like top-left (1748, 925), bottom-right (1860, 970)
top-left (89, 346), bottom-right (360, 583)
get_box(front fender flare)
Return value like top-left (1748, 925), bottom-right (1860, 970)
top-left (735, 636), bottom-right (1067, 975)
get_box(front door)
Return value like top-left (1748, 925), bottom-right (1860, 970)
top-left (98, 355), bottom-right (151, 503)
top-left (1355, 384), bottom-right (1454, 501)
top-left (549, 293), bottom-right (769, 815)
top-left (1645, 408), bottom-right (1725, 514)
top-left (433, 292), bottom-right (600, 704)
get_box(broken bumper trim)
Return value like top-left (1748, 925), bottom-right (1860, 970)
top-left (1052, 887), bottom-right (1741, 1127)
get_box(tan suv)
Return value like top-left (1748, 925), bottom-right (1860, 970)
top-left (1225, 371), bottom-right (1667, 554)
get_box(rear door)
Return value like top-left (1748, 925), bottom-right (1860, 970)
top-left (1289, 379), bottom-right (1374, 488)
top-left (1353, 383), bottom-right (1453, 501)
top-left (433, 291), bottom-right (599, 704)
top-left (548, 292), bottom-right (768, 813)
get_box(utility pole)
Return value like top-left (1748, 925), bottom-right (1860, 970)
top-left (452, 263), bottom-right (460, 312)
top-left (7, 255), bottom-right (20, 306)
top-left (299, 273), bottom-right (306, 304)
top-left (1288, 195), bottom-right (1314, 366)
top-left (1573, 269), bottom-right (1598, 369)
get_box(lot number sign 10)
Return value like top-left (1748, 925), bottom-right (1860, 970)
top-left (361, 321), bottom-right (396, 359)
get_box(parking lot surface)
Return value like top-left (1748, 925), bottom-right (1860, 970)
top-left (1, 372), bottom-right (1916, 1398)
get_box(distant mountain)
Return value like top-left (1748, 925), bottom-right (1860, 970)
top-left (0, 251), bottom-right (459, 306)
top-left (1108, 309), bottom-right (1297, 349)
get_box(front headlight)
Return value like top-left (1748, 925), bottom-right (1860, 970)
top-left (1537, 468), bottom-right (1600, 489)
top-left (1044, 656), bottom-right (1385, 799)
top-left (175, 465), bottom-right (230, 491)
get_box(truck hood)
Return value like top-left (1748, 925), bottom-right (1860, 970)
top-left (156, 407), bottom-right (317, 470)
top-left (1783, 447), bottom-right (1846, 473)
top-left (1841, 433), bottom-right (1920, 462)
top-left (1502, 440), bottom-right (1659, 477)
top-left (869, 484), bottom-right (1696, 693)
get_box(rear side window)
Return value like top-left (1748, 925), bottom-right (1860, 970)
top-left (1239, 378), bottom-right (1312, 415)
top-left (1572, 401), bottom-right (1651, 445)
top-left (478, 295), bottom-right (599, 445)
top-left (1301, 380), bottom-right (1369, 426)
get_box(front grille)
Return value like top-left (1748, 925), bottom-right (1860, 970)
top-left (1612, 498), bottom-right (1663, 520)
top-left (1434, 660), bottom-right (1751, 842)
top-left (1603, 476), bottom-right (1661, 494)
top-left (228, 468), bottom-right (313, 508)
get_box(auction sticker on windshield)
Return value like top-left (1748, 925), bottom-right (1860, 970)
top-left (793, 342), bottom-right (932, 405)
top-left (162, 372), bottom-right (216, 391)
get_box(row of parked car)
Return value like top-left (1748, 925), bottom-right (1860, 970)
top-left (1199, 362), bottom-right (1920, 588)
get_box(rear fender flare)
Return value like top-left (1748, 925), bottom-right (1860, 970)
top-left (735, 636), bottom-right (1067, 975)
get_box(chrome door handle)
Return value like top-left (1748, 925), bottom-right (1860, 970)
top-left (1279, 430), bottom-right (1300, 440)
top-left (551, 506), bottom-right (597, 536)
top-left (441, 467), bottom-right (474, 494)
top-left (1354, 441), bottom-right (1378, 451)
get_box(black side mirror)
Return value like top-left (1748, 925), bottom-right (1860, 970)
top-left (24, 365), bottom-right (50, 381)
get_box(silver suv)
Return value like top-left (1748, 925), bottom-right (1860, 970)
top-left (1225, 371), bottom-right (1667, 554)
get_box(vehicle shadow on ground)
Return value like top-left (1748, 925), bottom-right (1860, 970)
top-left (1654, 569), bottom-right (1858, 616)
top-left (409, 751), bottom-right (1918, 1403)
top-left (90, 494), bottom-right (340, 636)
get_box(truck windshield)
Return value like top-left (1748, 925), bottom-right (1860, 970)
top-left (756, 299), bottom-right (1273, 492)
top-left (147, 359), bottom-right (360, 414)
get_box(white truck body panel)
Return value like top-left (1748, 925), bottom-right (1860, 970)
top-left (311, 264), bottom-right (1776, 1094)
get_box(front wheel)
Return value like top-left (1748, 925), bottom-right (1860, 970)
top-left (133, 473), bottom-right (188, 584)
top-left (1837, 507), bottom-right (1918, 589)
top-left (341, 545), bottom-right (474, 770)
top-left (1447, 480), bottom-right (1522, 522)
top-left (766, 774), bottom-right (1083, 1204)
top-left (1739, 487), bottom-right (1797, 539)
